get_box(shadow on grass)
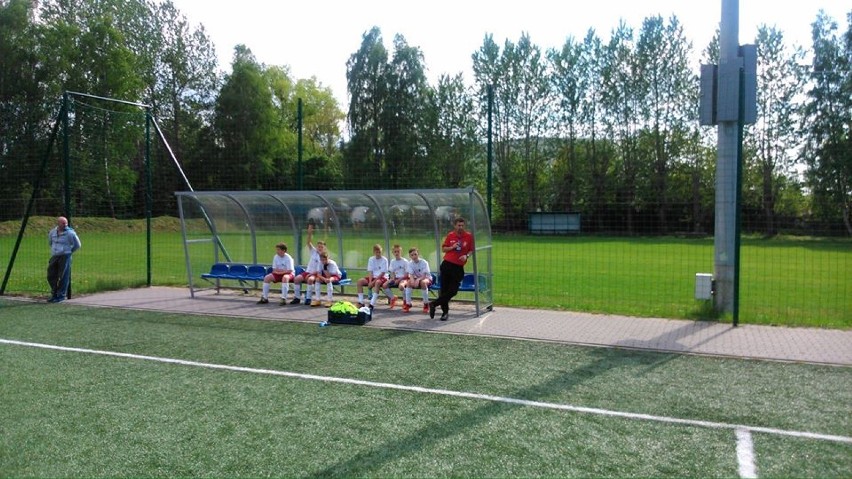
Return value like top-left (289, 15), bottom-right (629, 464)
top-left (685, 299), bottom-right (723, 322)
top-left (307, 347), bottom-right (678, 478)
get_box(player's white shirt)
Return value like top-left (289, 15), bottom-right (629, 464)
top-left (319, 259), bottom-right (341, 278)
top-left (305, 244), bottom-right (321, 273)
top-left (407, 258), bottom-right (430, 279)
top-left (272, 252), bottom-right (294, 272)
top-left (389, 257), bottom-right (409, 279)
top-left (367, 255), bottom-right (389, 277)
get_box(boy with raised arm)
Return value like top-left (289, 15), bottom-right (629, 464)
top-left (291, 222), bottom-right (327, 305)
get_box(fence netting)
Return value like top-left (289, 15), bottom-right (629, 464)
top-left (0, 94), bottom-right (848, 327)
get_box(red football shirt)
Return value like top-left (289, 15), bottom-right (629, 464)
top-left (442, 230), bottom-right (474, 266)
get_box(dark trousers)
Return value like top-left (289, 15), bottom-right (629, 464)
top-left (47, 254), bottom-right (72, 300)
top-left (433, 260), bottom-right (464, 314)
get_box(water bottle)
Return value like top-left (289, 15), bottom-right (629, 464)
top-left (319, 320), bottom-right (329, 327)
top-left (455, 241), bottom-right (461, 251)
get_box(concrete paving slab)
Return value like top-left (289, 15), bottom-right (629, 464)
top-left (48, 286), bottom-right (852, 366)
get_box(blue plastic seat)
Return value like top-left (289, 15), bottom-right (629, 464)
top-left (229, 264), bottom-right (248, 279)
top-left (430, 273), bottom-right (441, 290)
top-left (202, 263), bottom-right (229, 279)
top-left (460, 273), bottom-right (477, 291)
top-left (335, 268), bottom-right (351, 285)
top-left (246, 264), bottom-right (268, 280)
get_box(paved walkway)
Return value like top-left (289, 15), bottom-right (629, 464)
top-left (59, 287), bottom-right (852, 366)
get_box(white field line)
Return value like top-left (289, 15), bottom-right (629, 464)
top-left (736, 427), bottom-right (758, 478)
top-left (3, 338), bottom-right (851, 445)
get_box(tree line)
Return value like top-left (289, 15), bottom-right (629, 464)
top-left (1, 0), bottom-right (849, 235)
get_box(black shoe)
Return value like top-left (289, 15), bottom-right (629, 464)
top-left (257, 297), bottom-right (269, 304)
top-left (290, 298), bottom-right (301, 305)
top-left (440, 313), bottom-right (448, 321)
top-left (279, 298), bottom-right (287, 305)
top-left (428, 302), bottom-right (436, 319)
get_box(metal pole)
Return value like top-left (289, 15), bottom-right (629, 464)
top-left (297, 98), bottom-right (303, 191)
top-left (1, 102), bottom-right (66, 295)
top-left (62, 92), bottom-right (73, 299)
top-left (487, 85), bottom-right (493, 222)
top-left (714, 0), bottom-right (740, 316)
top-left (145, 109), bottom-right (153, 287)
top-left (733, 67), bottom-right (745, 326)
top-left (63, 92), bottom-right (71, 220)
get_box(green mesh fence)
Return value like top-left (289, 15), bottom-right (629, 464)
top-left (1, 92), bottom-right (849, 327)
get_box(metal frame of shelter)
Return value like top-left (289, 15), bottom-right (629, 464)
top-left (175, 188), bottom-right (493, 316)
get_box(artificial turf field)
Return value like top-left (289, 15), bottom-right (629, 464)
top-left (1, 299), bottom-right (849, 477)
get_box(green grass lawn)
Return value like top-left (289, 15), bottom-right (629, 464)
top-left (1, 301), bottom-right (850, 477)
top-left (2, 226), bottom-right (850, 328)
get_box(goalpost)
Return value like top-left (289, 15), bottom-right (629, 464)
top-left (0, 91), bottom-right (195, 297)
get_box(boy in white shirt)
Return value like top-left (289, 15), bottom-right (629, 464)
top-left (404, 247), bottom-right (432, 313)
top-left (380, 244), bottom-right (409, 309)
top-left (258, 242), bottom-right (295, 305)
top-left (309, 252), bottom-right (342, 307)
top-left (356, 244), bottom-right (388, 310)
top-left (291, 223), bottom-right (327, 305)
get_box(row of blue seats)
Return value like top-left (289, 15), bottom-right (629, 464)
top-left (201, 263), bottom-right (484, 293)
top-left (202, 263), bottom-right (351, 285)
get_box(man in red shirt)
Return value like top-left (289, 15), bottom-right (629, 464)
top-left (429, 217), bottom-right (474, 321)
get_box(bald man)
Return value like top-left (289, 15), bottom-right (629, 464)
top-left (47, 216), bottom-right (81, 303)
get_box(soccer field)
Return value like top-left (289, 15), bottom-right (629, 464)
top-left (1, 299), bottom-right (850, 477)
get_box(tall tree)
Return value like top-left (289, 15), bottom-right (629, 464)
top-left (750, 25), bottom-right (806, 236)
top-left (345, 27), bottom-right (388, 189)
top-left (600, 21), bottom-right (642, 233)
top-left (801, 10), bottom-right (851, 235)
top-left (635, 15), bottom-right (696, 233)
top-left (472, 34), bottom-right (549, 229)
top-left (0, 0), bottom-right (46, 220)
top-left (289, 76), bottom-right (346, 190)
top-left (213, 45), bottom-right (278, 190)
top-left (471, 34), bottom-right (510, 223)
top-left (142, 0), bottom-right (219, 213)
top-left (429, 73), bottom-right (479, 189)
top-left (512, 33), bottom-right (553, 214)
top-left (579, 30), bottom-right (615, 232)
top-left (382, 33), bottom-right (429, 188)
top-left (36, 0), bottom-right (149, 217)
top-left (548, 34), bottom-right (587, 212)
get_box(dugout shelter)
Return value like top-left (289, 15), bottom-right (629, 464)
top-left (176, 188), bottom-right (493, 315)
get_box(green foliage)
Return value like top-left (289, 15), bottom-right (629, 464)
top-left (0, 1), bottom-right (849, 238)
top-left (801, 12), bottom-right (852, 235)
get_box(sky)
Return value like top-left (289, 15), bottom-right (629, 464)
top-left (167, 0), bottom-right (849, 107)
